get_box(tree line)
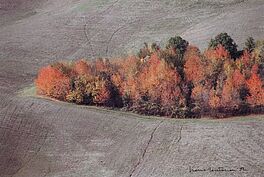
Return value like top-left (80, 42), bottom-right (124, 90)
top-left (35, 33), bottom-right (264, 118)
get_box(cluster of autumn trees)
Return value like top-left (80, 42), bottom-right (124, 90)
top-left (35, 33), bottom-right (264, 118)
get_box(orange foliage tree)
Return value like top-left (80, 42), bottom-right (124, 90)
top-left (221, 77), bottom-right (240, 108)
top-left (184, 46), bottom-right (204, 84)
top-left (209, 90), bottom-right (221, 109)
top-left (204, 44), bottom-right (230, 61)
top-left (137, 53), bottom-right (182, 106)
top-left (246, 73), bottom-right (264, 106)
top-left (35, 66), bottom-right (71, 100)
top-left (74, 59), bottom-right (92, 76)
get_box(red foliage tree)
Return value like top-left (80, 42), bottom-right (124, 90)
top-left (158, 64), bottom-right (182, 107)
top-left (138, 53), bottom-right (182, 106)
top-left (74, 59), bottom-right (92, 76)
top-left (246, 73), bottom-right (264, 106)
top-left (221, 77), bottom-right (241, 108)
top-left (232, 69), bottom-right (245, 89)
top-left (240, 50), bottom-right (251, 67)
top-left (251, 64), bottom-right (259, 75)
top-left (117, 56), bottom-right (142, 101)
top-left (35, 65), bottom-right (70, 100)
top-left (94, 58), bottom-right (112, 74)
top-left (184, 46), bottom-right (204, 84)
top-left (204, 44), bottom-right (230, 60)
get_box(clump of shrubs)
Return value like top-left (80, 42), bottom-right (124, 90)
top-left (35, 33), bottom-right (264, 118)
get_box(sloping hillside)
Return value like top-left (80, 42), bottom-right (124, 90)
top-left (0, 0), bottom-right (264, 176)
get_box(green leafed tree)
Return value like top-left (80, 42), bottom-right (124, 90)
top-left (245, 36), bottom-right (256, 53)
top-left (209, 33), bottom-right (238, 59)
top-left (166, 36), bottom-right (189, 55)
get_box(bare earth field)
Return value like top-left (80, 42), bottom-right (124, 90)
top-left (0, 0), bottom-right (264, 176)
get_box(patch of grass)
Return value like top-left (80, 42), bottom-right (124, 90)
top-left (19, 85), bottom-right (263, 122)
top-left (18, 84), bottom-right (36, 97)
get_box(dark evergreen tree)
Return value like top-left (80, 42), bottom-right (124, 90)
top-left (166, 36), bottom-right (189, 55)
top-left (245, 36), bottom-right (256, 53)
top-left (209, 33), bottom-right (238, 59)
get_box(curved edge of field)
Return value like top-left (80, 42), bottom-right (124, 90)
top-left (17, 84), bottom-right (264, 123)
top-left (4, 88), bottom-right (264, 177)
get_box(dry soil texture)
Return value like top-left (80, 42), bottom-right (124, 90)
top-left (0, 0), bottom-right (264, 177)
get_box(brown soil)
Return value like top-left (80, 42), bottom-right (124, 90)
top-left (0, 0), bottom-right (264, 176)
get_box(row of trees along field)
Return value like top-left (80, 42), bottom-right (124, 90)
top-left (35, 33), bottom-right (264, 118)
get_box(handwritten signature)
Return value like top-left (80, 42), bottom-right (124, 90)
top-left (189, 166), bottom-right (247, 173)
